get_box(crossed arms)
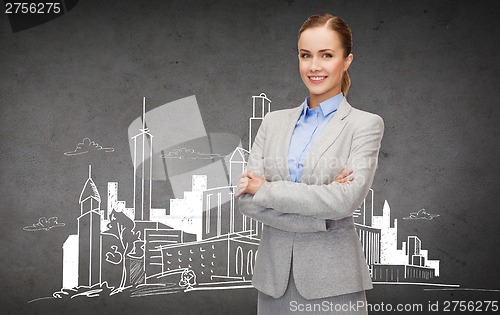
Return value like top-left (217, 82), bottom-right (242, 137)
top-left (237, 112), bottom-right (384, 233)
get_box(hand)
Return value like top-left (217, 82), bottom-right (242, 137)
top-left (335, 165), bottom-right (353, 184)
top-left (236, 171), bottom-right (267, 197)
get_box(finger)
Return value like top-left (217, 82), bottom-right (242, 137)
top-left (247, 171), bottom-right (261, 179)
top-left (240, 171), bottom-right (248, 178)
top-left (236, 184), bottom-right (245, 197)
top-left (342, 175), bottom-right (354, 183)
top-left (241, 180), bottom-right (249, 189)
top-left (341, 169), bottom-right (353, 178)
top-left (337, 165), bottom-right (347, 177)
top-left (239, 179), bottom-right (249, 192)
top-left (342, 177), bottom-right (353, 184)
top-left (343, 168), bottom-right (352, 174)
top-left (237, 181), bottom-right (246, 191)
top-left (336, 172), bottom-right (347, 181)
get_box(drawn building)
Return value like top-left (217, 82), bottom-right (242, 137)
top-left (144, 228), bottom-right (196, 282)
top-left (355, 225), bottom-right (381, 267)
top-left (352, 189), bottom-right (381, 267)
top-left (354, 188), bottom-right (374, 226)
top-left (239, 93), bottom-right (273, 237)
top-left (77, 165), bottom-right (102, 286)
top-left (202, 186), bottom-right (238, 239)
top-left (132, 97), bottom-right (153, 221)
top-left (229, 147), bottom-right (248, 186)
top-left (157, 175), bottom-right (206, 241)
top-left (370, 200), bottom-right (440, 282)
top-left (62, 235), bottom-right (78, 289)
top-left (157, 231), bottom-right (259, 286)
top-left (249, 93), bottom-right (271, 151)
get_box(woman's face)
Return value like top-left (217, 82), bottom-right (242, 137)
top-left (298, 27), bottom-right (353, 105)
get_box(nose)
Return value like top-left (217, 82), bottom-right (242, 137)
top-left (310, 57), bottom-right (321, 72)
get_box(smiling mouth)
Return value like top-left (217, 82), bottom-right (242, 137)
top-left (309, 76), bottom-right (327, 83)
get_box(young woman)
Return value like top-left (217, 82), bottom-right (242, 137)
top-left (237, 13), bottom-right (384, 314)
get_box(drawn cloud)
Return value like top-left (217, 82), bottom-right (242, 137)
top-left (64, 137), bottom-right (114, 156)
top-left (403, 209), bottom-right (440, 220)
top-left (161, 148), bottom-right (224, 160)
top-left (23, 216), bottom-right (65, 231)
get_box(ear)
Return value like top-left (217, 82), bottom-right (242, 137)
top-left (344, 53), bottom-right (353, 71)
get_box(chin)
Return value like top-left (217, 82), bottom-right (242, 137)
top-left (308, 89), bottom-right (332, 97)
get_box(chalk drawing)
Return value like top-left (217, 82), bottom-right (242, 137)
top-left (29, 93), bottom-right (486, 305)
top-left (162, 148), bottom-right (226, 160)
top-left (64, 137), bottom-right (114, 156)
top-left (404, 208), bottom-right (440, 220)
top-left (23, 216), bottom-right (65, 231)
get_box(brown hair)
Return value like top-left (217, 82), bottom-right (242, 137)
top-left (298, 13), bottom-right (353, 96)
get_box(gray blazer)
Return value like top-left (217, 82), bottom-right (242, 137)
top-left (238, 96), bottom-right (384, 299)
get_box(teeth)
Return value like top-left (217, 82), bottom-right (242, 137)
top-left (310, 76), bottom-right (326, 81)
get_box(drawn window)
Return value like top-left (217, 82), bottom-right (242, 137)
top-left (246, 250), bottom-right (254, 275)
top-left (235, 246), bottom-right (243, 275)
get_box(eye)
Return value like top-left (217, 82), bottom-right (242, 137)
top-left (322, 53), bottom-right (333, 58)
top-left (300, 53), bottom-right (311, 59)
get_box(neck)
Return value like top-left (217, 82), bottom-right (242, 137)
top-left (307, 97), bottom-right (321, 109)
top-left (308, 98), bottom-right (320, 109)
top-left (308, 90), bottom-right (342, 108)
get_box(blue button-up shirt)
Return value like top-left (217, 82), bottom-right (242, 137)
top-left (288, 92), bottom-right (344, 182)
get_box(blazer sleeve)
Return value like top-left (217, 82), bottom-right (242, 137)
top-left (237, 113), bottom-right (328, 233)
top-left (252, 114), bottom-right (384, 220)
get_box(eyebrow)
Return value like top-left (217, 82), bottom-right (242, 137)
top-left (299, 49), bottom-right (335, 53)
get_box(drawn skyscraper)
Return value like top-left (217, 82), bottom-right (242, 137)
top-left (354, 188), bottom-right (374, 226)
top-left (248, 93), bottom-right (271, 151)
top-left (241, 94), bottom-right (271, 237)
top-left (229, 147), bottom-right (249, 186)
top-left (62, 235), bottom-right (78, 289)
top-left (77, 165), bottom-right (102, 286)
top-left (132, 97), bottom-right (154, 221)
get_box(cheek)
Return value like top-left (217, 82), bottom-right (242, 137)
top-left (328, 61), bottom-right (345, 74)
top-left (299, 67), bottom-right (311, 83)
top-left (298, 62), bottom-right (308, 76)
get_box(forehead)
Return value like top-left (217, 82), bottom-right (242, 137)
top-left (298, 27), bottom-right (343, 51)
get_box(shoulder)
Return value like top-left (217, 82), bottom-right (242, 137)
top-left (347, 103), bottom-right (384, 131)
top-left (262, 105), bottom-right (300, 124)
top-left (265, 107), bottom-right (297, 119)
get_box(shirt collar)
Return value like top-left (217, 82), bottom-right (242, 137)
top-left (302, 92), bottom-right (344, 117)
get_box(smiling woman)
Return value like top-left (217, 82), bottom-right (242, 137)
top-left (298, 27), bottom-right (353, 108)
top-left (237, 13), bottom-right (384, 315)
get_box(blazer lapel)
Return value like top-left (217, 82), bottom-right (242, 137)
top-left (274, 97), bottom-right (352, 181)
top-left (301, 97), bottom-right (352, 181)
top-left (275, 104), bottom-right (303, 180)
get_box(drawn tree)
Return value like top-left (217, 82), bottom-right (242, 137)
top-left (103, 210), bottom-right (144, 289)
top-left (179, 269), bottom-right (196, 289)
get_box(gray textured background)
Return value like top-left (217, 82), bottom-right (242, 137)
top-left (1, 0), bottom-right (499, 314)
